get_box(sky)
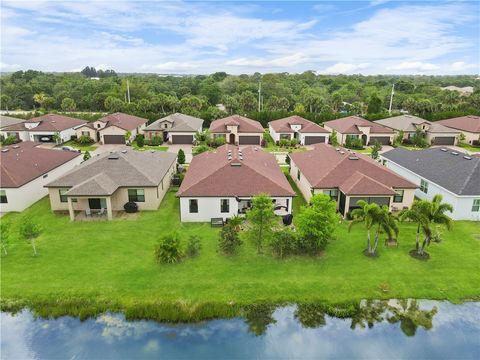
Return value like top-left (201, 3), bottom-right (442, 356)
top-left (1, 0), bottom-right (479, 75)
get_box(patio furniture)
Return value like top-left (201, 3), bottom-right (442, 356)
top-left (85, 209), bottom-right (92, 217)
top-left (211, 218), bottom-right (224, 227)
top-left (98, 208), bottom-right (106, 216)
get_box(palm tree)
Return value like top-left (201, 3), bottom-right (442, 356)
top-left (399, 201), bottom-right (429, 252)
top-left (349, 201), bottom-right (380, 255)
top-left (372, 206), bottom-right (399, 254)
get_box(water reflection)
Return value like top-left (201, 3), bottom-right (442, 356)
top-left (2, 301), bottom-right (479, 360)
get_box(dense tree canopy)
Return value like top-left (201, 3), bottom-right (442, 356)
top-left (1, 69), bottom-right (478, 126)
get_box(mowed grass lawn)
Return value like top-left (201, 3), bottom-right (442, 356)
top-left (1, 188), bottom-right (479, 311)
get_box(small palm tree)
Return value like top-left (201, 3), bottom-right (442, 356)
top-left (372, 206), bottom-right (399, 254)
top-left (400, 201), bottom-right (429, 252)
top-left (349, 201), bottom-right (380, 255)
top-left (228, 215), bottom-right (243, 232)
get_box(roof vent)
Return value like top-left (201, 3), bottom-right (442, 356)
top-left (1, 148), bottom-right (9, 152)
top-left (227, 156), bottom-right (232, 160)
top-left (335, 148), bottom-right (340, 152)
top-left (349, 156), bottom-right (359, 160)
top-left (231, 162), bottom-right (242, 167)
top-left (339, 151), bottom-right (345, 155)
top-left (150, 150), bottom-right (155, 153)
top-left (440, 148), bottom-right (448, 152)
top-left (12, 145), bottom-right (19, 149)
top-left (451, 151), bottom-right (459, 156)
top-left (121, 150), bottom-right (127, 154)
top-left (463, 155), bottom-right (472, 160)
top-left (108, 154), bottom-right (119, 160)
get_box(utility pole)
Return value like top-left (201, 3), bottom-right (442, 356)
top-left (258, 81), bottom-right (262, 112)
top-left (126, 79), bottom-right (131, 103)
top-left (388, 83), bottom-right (395, 114)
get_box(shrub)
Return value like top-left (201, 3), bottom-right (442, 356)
top-left (136, 134), bottom-right (145, 148)
top-left (218, 223), bottom-right (242, 255)
top-left (269, 228), bottom-right (298, 259)
top-left (290, 138), bottom-right (299, 147)
top-left (20, 218), bottom-right (41, 256)
top-left (186, 235), bottom-right (201, 257)
top-left (345, 136), bottom-right (363, 150)
top-left (154, 233), bottom-right (184, 264)
top-left (245, 194), bottom-right (276, 254)
top-left (177, 149), bottom-right (186, 165)
top-left (1, 135), bottom-right (18, 145)
top-left (371, 141), bottom-right (382, 160)
top-left (83, 151), bottom-right (91, 161)
top-left (76, 135), bottom-right (94, 145)
top-left (193, 144), bottom-right (211, 155)
top-left (279, 139), bottom-right (290, 147)
top-left (210, 136), bottom-right (225, 148)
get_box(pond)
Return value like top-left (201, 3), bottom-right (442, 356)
top-left (2, 300), bottom-right (479, 359)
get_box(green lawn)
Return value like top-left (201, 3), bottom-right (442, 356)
top-left (59, 140), bottom-right (97, 152)
top-left (1, 187), bottom-right (479, 319)
top-left (132, 142), bottom-right (168, 151)
top-left (458, 142), bottom-right (480, 153)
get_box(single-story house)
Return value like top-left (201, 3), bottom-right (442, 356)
top-left (45, 149), bottom-right (177, 220)
top-left (209, 115), bottom-right (264, 145)
top-left (1, 114), bottom-right (87, 143)
top-left (268, 115), bottom-right (330, 145)
top-left (374, 115), bottom-right (461, 145)
top-left (289, 144), bottom-right (417, 217)
top-left (381, 147), bottom-right (480, 220)
top-left (435, 115), bottom-right (480, 145)
top-left (143, 113), bottom-right (203, 144)
top-left (323, 116), bottom-right (395, 146)
top-left (0, 142), bottom-right (82, 213)
top-left (75, 112), bottom-right (148, 144)
top-left (177, 144), bottom-right (295, 222)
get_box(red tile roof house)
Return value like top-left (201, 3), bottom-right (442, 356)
top-left (209, 115), bottom-right (264, 145)
top-left (436, 115), bottom-right (480, 146)
top-left (75, 112), bottom-right (148, 144)
top-left (323, 116), bottom-right (395, 146)
top-left (289, 144), bottom-right (417, 217)
top-left (0, 142), bottom-right (82, 213)
top-left (177, 144), bottom-right (295, 222)
top-left (268, 115), bottom-right (330, 145)
top-left (0, 114), bottom-right (87, 144)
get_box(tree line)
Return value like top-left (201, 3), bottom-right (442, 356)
top-left (1, 68), bottom-right (479, 127)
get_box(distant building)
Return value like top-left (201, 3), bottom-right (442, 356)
top-left (441, 86), bottom-right (474, 96)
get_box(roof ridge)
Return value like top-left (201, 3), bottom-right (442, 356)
top-left (313, 151), bottom-right (348, 187)
top-left (67, 172), bottom-right (118, 195)
top-left (242, 160), bottom-right (294, 195)
top-left (119, 153), bottom-right (158, 185)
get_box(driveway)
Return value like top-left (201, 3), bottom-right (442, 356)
top-left (91, 144), bottom-right (126, 155)
top-left (167, 144), bottom-right (193, 163)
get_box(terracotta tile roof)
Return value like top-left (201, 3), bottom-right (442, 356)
top-left (177, 144), bottom-right (295, 197)
top-left (436, 115), bottom-right (480, 133)
top-left (269, 115), bottom-right (329, 134)
top-left (0, 141), bottom-right (81, 188)
top-left (289, 144), bottom-right (416, 194)
top-left (209, 115), bottom-right (264, 134)
top-left (324, 116), bottom-right (394, 134)
top-left (339, 171), bottom-right (397, 195)
top-left (99, 112), bottom-right (148, 131)
top-left (2, 114), bottom-right (86, 132)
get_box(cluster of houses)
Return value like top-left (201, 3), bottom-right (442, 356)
top-left (0, 112), bottom-right (479, 221)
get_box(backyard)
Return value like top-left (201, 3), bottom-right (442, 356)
top-left (1, 186), bottom-right (479, 319)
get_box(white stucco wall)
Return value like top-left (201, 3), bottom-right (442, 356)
top-left (0, 155), bottom-right (83, 213)
top-left (381, 157), bottom-right (480, 220)
top-left (179, 196), bottom-right (293, 222)
top-left (289, 159), bottom-right (314, 202)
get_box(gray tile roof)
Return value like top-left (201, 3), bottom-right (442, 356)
top-left (381, 147), bottom-right (480, 195)
top-left (0, 115), bottom-right (25, 129)
top-left (374, 115), bottom-right (459, 134)
top-left (145, 113), bottom-right (203, 132)
top-left (46, 149), bottom-right (177, 196)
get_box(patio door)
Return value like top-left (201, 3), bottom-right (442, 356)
top-left (88, 198), bottom-right (107, 209)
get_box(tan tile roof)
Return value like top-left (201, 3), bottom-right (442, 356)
top-left (99, 112), bottom-right (148, 131)
top-left (2, 114), bottom-right (86, 132)
top-left (177, 144), bottom-right (295, 197)
top-left (436, 115), bottom-right (480, 133)
top-left (289, 144), bottom-right (416, 194)
top-left (145, 113), bottom-right (203, 132)
top-left (209, 115), bottom-right (263, 134)
top-left (0, 115), bottom-right (25, 129)
top-left (0, 141), bottom-right (81, 188)
top-left (324, 116), bottom-right (394, 134)
top-left (269, 115), bottom-right (329, 134)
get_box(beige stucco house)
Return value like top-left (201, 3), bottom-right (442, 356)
top-left (436, 115), bottom-right (480, 145)
top-left (45, 149), bottom-right (177, 220)
top-left (143, 113), bottom-right (203, 144)
top-left (209, 115), bottom-right (264, 145)
top-left (289, 144), bottom-right (417, 217)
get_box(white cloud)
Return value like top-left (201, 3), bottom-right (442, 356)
top-left (321, 63), bottom-right (371, 74)
top-left (450, 61), bottom-right (478, 71)
top-left (143, 62), bottom-right (201, 72)
top-left (0, 62), bottom-right (21, 71)
top-left (388, 62), bottom-right (440, 71)
top-left (225, 54), bottom-right (309, 67)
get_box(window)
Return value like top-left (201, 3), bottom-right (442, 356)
top-left (72, 198), bottom-right (78, 203)
top-left (128, 189), bottom-right (145, 202)
top-left (280, 134), bottom-right (290, 140)
top-left (0, 190), bottom-right (7, 204)
top-left (472, 199), bottom-right (480, 212)
top-left (164, 124), bottom-right (168, 129)
top-left (393, 189), bottom-right (404, 203)
top-left (420, 179), bottom-right (429, 194)
top-left (297, 170), bottom-right (301, 181)
top-left (97, 123), bottom-right (101, 128)
top-left (43, 174), bottom-right (48, 178)
top-left (189, 199), bottom-right (198, 213)
top-left (323, 189), bottom-right (339, 201)
top-left (59, 189), bottom-right (68, 203)
top-left (82, 131), bottom-right (89, 136)
top-left (220, 199), bottom-right (230, 213)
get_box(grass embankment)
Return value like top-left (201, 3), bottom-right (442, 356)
top-left (59, 140), bottom-right (97, 152)
top-left (458, 142), bottom-right (480, 153)
top-left (1, 188), bottom-right (479, 321)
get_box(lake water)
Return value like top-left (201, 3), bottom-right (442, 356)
top-left (1, 301), bottom-right (479, 359)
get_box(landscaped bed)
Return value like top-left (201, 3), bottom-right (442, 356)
top-left (58, 140), bottom-right (97, 152)
top-left (1, 187), bottom-right (479, 321)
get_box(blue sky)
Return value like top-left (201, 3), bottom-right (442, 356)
top-left (1, 1), bottom-right (479, 74)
